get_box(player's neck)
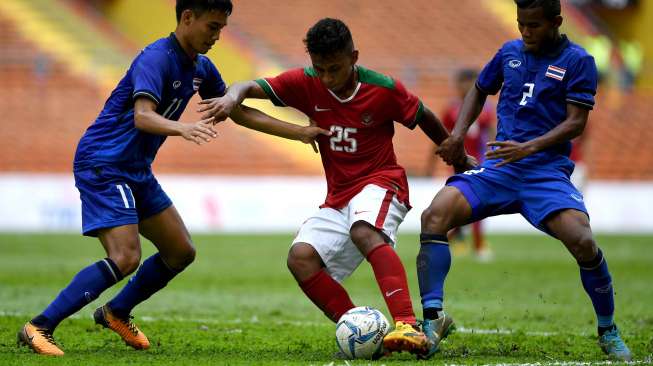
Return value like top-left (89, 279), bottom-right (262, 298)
top-left (331, 67), bottom-right (359, 100)
top-left (173, 31), bottom-right (198, 60)
top-left (534, 33), bottom-right (564, 56)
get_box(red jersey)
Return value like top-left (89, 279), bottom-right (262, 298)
top-left (441, 100), bottom-right (494, 159)
top-left (256, 66), bottom-right (422, 209)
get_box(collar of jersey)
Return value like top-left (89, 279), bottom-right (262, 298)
top-left (326, 66), bottom-right (362, 103)
top-left (168, 33), bottom-right (196, 69)
top-left (523, 34), bottom-right (570, 58)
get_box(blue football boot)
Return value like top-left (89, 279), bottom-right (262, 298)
top-left (417, 312), bottom-right (455, 359)
top-left (598, 325), bottom-right (632, 361)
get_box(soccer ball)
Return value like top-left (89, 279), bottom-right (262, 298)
top-left (335, 306), bottom-right (390, 359)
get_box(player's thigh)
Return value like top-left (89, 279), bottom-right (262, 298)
top-left (292, 208), bottom-right (359, 283)
top-left (347, 184), bottom-right (408, 254)
top-left (544, 208), bottom-right (597, 261)
top-left (74, 167), bottom-right (140, 237)
top-left (421, 186), bottom-right (473, 233)
top-left (138, 205), bottom-right (195, 269)
top-left (428, 165), bottom-right (521, 232)
top-left (520, 168), bottom-right (589, 234)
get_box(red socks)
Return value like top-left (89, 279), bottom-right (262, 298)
top-left (366, 243), bottom-right (416, 325)
top-left (299, 269), bottom-right (355, 322)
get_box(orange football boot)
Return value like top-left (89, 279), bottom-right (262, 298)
top-left (94, 305), bottom-right (150, 350)
top-left (383, 321), bottom-right (433, 356)
top-left (17, 322), bottom-right (64, 356)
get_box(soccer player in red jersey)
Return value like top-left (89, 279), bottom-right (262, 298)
top-left (200, 18), bottom-right (473, 358)
top-left (427, 69), bottom-right (495, 260)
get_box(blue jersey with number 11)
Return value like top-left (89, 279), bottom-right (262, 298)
top-left (476, 35), bottom-right (597, 166)
top-left (74, 33), bottom-right (226, 171)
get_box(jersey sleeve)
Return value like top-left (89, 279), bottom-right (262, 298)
top-left (565, 55), bottom-right (598, 110)
top-left (392, 79), bottom-right (423, 130)
top-left (254, 69), bottom-right (311, 114)
top-left (131, 49), bottom-right (169, 105)
top-left (199, 58), bottom-right (227, 99)
top-left (476, 48), bottom-right (504, 95)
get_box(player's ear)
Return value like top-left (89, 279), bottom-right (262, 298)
top-left (351, 50), bottom-right (359, 66)
top-left (553, 15), bottom-right (563, 28)
top-left (182, 9), bottom-right (194, 25)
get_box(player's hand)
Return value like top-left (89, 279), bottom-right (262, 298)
top-left (197, 95), bottom-right (237, 122)
top-left (486, 140), bottom-right (536, 167)
top-left (436, 135), bottom-right (466, 166)
top-left (453, 154), bottom-right (479, 173)
top-left (180, 117), bottom-right (218, 145)
top-left (299, 126), bottom-right (332, 153)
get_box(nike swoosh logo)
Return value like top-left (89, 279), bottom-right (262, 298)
top-left (385, 288), bottom-right (403, 297)
top-left (354, 210), bottom-right (371, 215)
top-left (314, 105), bottom-right (331, 112)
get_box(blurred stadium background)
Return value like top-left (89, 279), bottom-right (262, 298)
top-left (0, 0), bottom-right (652, 234)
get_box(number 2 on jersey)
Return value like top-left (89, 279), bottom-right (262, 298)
top-left (329, 126), bottom-right (357, 153)
top-left (520, 83), bottom-right (535, 106)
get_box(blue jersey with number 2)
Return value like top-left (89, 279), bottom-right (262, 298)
top-left (74, 33), bottom-right (226, 170)
top-left (446, 36), bottom-right (597, 233)
top-left (476, 35), bottom-right (597, 167)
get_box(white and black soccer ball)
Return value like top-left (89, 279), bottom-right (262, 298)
top-left (335, 306), bottom-right (390, 359)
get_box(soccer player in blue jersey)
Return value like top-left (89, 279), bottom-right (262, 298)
top-left (17, 0), bottom-right (328, 356)
top-left (416, 0), bottom-right (632, 361)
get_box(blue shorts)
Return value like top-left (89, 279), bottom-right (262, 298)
top-left (74, 166), bottom-right (172, 236)
top-left (446, 160), bottom-right (588, 235)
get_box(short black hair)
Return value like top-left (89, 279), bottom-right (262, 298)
top-left (176, 0), bottom-right (232, 23)
top-left (304, 18), bottom-right (354, 57)
top-left (456, 68), bottom-right (479, 83)
top-left (514, 0), bottom-right (561, 20)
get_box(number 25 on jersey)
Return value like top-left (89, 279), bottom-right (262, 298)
top-left (330, 125), bottom-right (357, 153)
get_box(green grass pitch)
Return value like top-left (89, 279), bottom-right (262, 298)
top-left (1, 233), bottom-right (651, 365)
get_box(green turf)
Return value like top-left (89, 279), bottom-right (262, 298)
top-left (1, 233), bottom-right (651, 365)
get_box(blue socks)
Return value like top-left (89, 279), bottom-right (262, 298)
top-left (417, 233), bottom-right (451, 319)
top-left (579, 248), bottom-right (615, 329)
top-left (107, 253), bottom-right (179, 318)
top-left (33, 258), bottom-right (123, 330)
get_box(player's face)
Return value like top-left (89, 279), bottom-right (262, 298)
top-left (517, 7), bottom-right (562, 53)
top-left (184, 9), bottom-right (228, 54)
top-left (310, 50), bottom-right (359, 94)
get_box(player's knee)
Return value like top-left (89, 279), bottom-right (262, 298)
top-left (176, 244), bottom-right (197, 269)
top-left (421, 205), bottom-right (449, 234)
top-left (574, 234), bottom-right (597, 262)
top-left (112, 249), bottom-right (141, 276)
top-left (349, 222), bottom-right (380, 248)
top-left (287, 243), bottom-right (320, 277)
top-left (163, 240), bottom-right (196, 271)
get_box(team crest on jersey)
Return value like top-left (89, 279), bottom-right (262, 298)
top-left (361, 112), bottom-right (374, 125)
top-left (545, 65), bottom-right (566, 81)
top-left (193, 78), bottom-right (203, 91)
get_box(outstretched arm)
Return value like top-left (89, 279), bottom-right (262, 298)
top-left (230, 105), bottom-right (331, 153)
top-left (418, 106), bottom-right (477, 172)
top-left (436, 86), bottom-right (488, 166)
top-left (133, 98), bottom-right (217, 145)
top-left (486, 104), bottom-right (589, 167)
top-left (198, 81), bottom-right (269, 121)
